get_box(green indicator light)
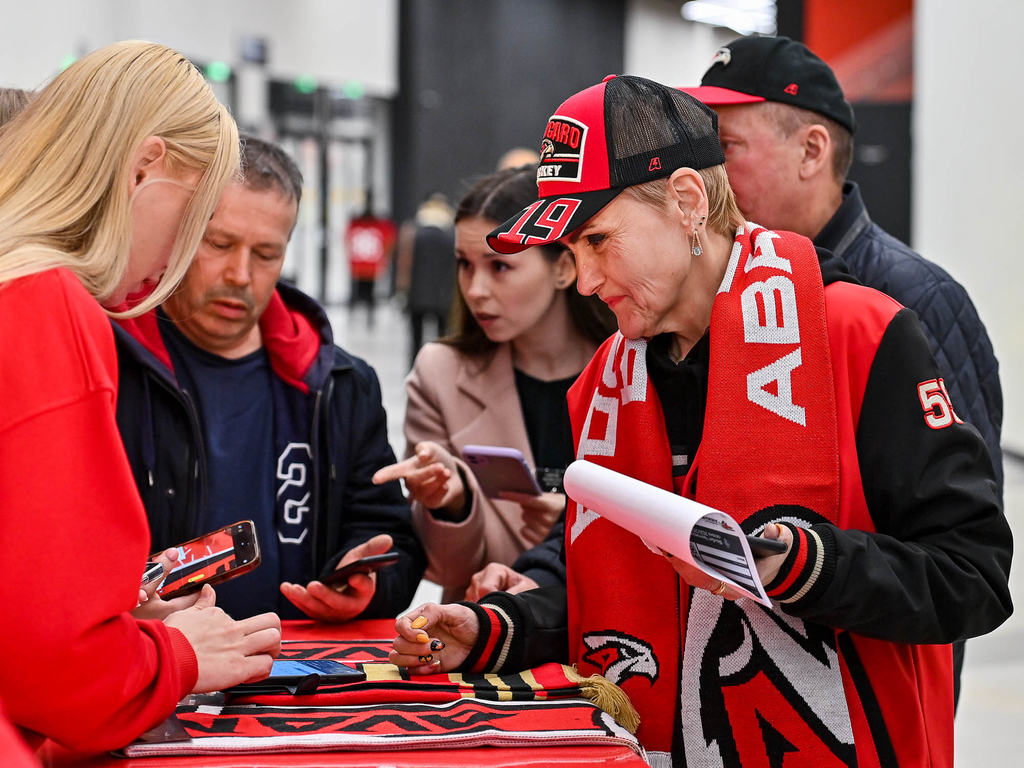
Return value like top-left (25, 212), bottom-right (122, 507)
top-left (60, 54), bottom-right (77, 72)
top-left (342, 80), bottom-right (365, 100)
top-left (294, 75), bottom-right (318, 95)
top-left (205, 61), bottom-right (232, 83)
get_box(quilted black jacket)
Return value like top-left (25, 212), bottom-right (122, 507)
top-left (815, 182), bottom-right (1004, 499)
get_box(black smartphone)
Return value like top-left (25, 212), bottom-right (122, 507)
top-left (746, 534), bottom-right (789, 557)
top-left (154, 520), bottom-right (261, 600)
top-left (228, 659), bottom-right (366, 695)
top-left (320, 551), bottom-right (400, 588)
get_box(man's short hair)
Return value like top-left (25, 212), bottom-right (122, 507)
top-left (763, 102), bottom-right (853, 183)
top-left (240, 135), bottom-right (304, 205)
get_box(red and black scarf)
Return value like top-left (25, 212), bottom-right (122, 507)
top-left (566, 224), bottom-right (857, 766)
top-left (123, 639), bottom-right (643, 758)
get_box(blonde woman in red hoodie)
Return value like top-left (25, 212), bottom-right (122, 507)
top-left (0, 41), bottom-right (281, 755)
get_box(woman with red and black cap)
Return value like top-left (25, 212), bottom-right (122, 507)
top-left (388, 74), bottom-right (1011, 768)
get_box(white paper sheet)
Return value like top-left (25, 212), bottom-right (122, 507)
top-left (563, 460), bottom-right (772, 606)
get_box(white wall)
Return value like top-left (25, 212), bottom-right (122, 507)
top-left (0, 0), bottom-right (397, 95)
top-left (914, 0), bottom-right (1024, 452)
top-left (625, 0), bottom-right (736, 86)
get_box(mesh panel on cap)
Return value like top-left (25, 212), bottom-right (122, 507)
top-left (604, 76), bottom-right (725, 187)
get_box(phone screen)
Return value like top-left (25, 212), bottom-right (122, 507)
top-left (157, 523), bottom-right (255, 597)
top-left (271, 660), bottom-right (347, 677)
top-left (268, 659), bottom-right (364, 684)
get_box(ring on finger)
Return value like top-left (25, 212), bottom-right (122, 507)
top-left (711, 580), bottom-right (727, 596)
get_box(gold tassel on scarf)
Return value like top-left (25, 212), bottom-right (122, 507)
top-left (564, 664), bottom-right (640, 734)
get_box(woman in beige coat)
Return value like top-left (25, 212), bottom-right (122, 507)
top-left (375, 166), bottom-right (615, 602)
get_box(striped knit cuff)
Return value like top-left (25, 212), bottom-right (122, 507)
top-left (456, 597), bottom-right (520, 674)
top-left (763, 522), bottom-right (836, 608)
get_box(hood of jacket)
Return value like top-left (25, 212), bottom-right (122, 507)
top-left (114, 281), bottom-right (340, 394)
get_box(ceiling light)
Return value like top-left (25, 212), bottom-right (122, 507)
top-left (681, 1), bottom-right (777, 37)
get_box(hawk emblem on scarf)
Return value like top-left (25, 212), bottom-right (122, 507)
top-left (582, 631), bottom-right (659, 686)
top-left (679, 506), bottom-right (857, 766)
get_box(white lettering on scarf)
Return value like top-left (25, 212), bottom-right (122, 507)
top-left (738, 224), bottom-right (805, 426)
top-left (571, 334), bottom-right (648, 544)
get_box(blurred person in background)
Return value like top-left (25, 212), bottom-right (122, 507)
top-left (395, 193), bottom-right (457, 367)
top-left (683, 35), bottom-right (1003, 707)
top-left (0, 87), bottom-right (32, 128)
top-left (374, 165), bottom-right (616, 603)
top-left (496, 146), bottom-right (540, 170)
top-left (345, 191), bottom-right (396, 327)
top-left (114, 136), bottom-right (425, 623)
top-left (0, 41), bottom-right (281, 755)
top-left (388, 75), bottom-right (1011, 767)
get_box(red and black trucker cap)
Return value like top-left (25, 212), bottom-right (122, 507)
top-left (682, 36), bottom-right (856, 135)
top-left (487, 74), bottom-right (726, 255)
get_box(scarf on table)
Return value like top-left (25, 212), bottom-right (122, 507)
top-left (122, 638), bottom-right (642, 758)
top-left (565, 223), bottom-right (857, 767)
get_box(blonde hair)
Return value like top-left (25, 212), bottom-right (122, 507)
top-left (623, 164), bottom-right (744, 238)
top-left (0, 41), bottom-right (239, 317)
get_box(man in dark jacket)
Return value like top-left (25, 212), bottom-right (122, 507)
top-left (683, 35), bottom-right (1003, 708)
top-left (115, 137), bottom-right (425, 621)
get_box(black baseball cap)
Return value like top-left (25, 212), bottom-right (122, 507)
top-left (682, 36), bottom-right (856, 135)
top-left (487, 74), bottom-right (725, 255)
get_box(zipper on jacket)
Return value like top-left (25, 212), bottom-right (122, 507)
top-left (145, 372), bottom-right (207, 539)
top-left (309, 385), bottom-right (325, 571)
top-left (178, 387), bottom-right (209, 533)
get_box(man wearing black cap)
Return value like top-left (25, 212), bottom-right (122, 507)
top-left (684, 37), bottom-right (1003, 709)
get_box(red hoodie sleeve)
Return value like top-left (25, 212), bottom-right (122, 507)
top-left (0, 270), bottom-right (197, 753)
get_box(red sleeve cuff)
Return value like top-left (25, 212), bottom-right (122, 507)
top-left (165, 626), bottom-right (199, 697)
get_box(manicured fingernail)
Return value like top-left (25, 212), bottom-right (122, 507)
top-left (411, 616), bottom-right (428, 629)
top-left (418, 654), bottom-right (433, 663)
top-left (431, 660), bottom-right (441, 668)
top-left (430, 639), bottom-right (446, 651)
top-left (416, 633), bottom-right (429, 644)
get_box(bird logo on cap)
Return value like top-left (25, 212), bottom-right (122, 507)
top-left (540, 138), bottom-right (555, 162)
top-left (710, 47), bottom-right (732, 67)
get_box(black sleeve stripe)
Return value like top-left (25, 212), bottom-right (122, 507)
top-left (763, 522), bottom-right (806, 596)
top-left (480, 591), bottom-right (528, 672)
top-left (786, 525), bottom-right (837, 609)
top-left (458, 600), bottom-right (496, 673)
top-left (764, 523), bottom-right (837, 608)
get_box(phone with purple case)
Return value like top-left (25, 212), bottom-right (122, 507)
top-left (460, 444), bottom-right (543, 499)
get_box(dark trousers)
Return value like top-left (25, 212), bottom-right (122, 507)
top-left (351, 279), bottom-right (376, 309)
top-left (409, 310), bottom-right (448, 369)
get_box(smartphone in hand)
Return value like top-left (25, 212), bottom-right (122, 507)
top-left (461, 445), bottom-right (543, 499)
top-left (746, 534), bottom-right (789, 557)
top-left (319, 551), bottom-right (400, 589)
top-left (154, 520), bottom-right (261, 600)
